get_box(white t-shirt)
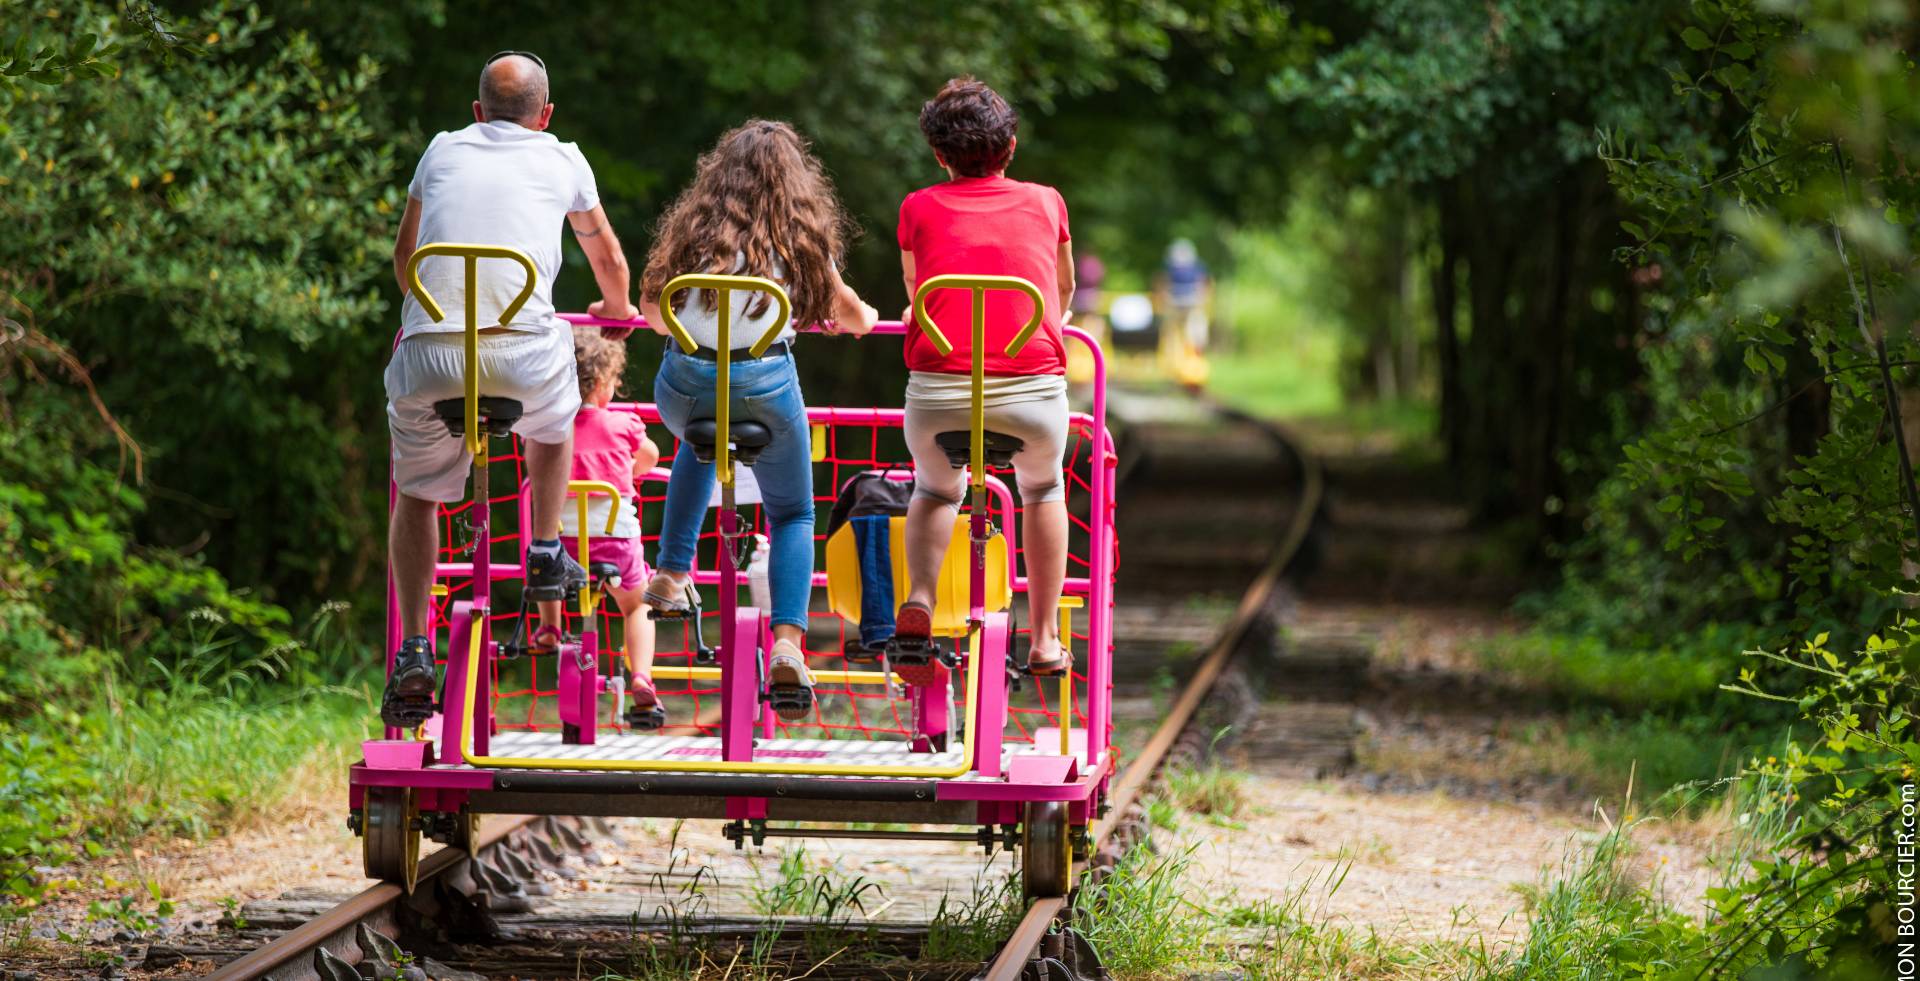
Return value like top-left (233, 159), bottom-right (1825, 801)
top-left (400, 121), bottom-right (599, 338)
top-left (670, 256), bottom-right (796, 351)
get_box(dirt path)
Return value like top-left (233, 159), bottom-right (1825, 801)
top-left (1165, 422), bottom-right (1719, 965)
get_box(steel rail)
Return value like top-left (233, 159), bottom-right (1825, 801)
top-left (205, 814), bottom-right (537, 981)
top-left (980, 393), bottom-right (1326, 981)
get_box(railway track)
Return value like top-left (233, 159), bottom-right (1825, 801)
top-left (200, 384), bottom-right (1322, 981)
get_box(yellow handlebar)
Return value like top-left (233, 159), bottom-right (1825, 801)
top-left (910, 274), bottom-right (1046, 491)
top-left (405, 243), bottom-right (539, 456)
top-left (567, 480), bottom-right (623, 620)
top-left (656, 274), bottom-right (793, 487)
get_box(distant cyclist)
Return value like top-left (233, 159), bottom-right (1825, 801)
top-left (381, 51), bottom-right (637, 727)
top-left (1071, 251), bottom-right (1105, 327)
top-left (1158, 238), bottom-right (1212, 353)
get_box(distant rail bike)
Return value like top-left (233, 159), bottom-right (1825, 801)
top-left (350, 245), bottom-right (1117, 898)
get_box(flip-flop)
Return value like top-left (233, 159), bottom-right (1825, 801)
top-left (1027, 642), bottom-right (1073, 678)
top-left (527, 624), bottom-right (564, 657)
top-left (624, 677), bottom-right (667, 729)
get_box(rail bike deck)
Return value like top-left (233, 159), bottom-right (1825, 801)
top-left (352, 728), bottom-right (1109, 825)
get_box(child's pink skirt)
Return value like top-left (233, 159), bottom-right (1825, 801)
top-left (559, 535), bottom-right (648, 588)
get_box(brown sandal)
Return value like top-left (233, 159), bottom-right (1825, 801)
top-left (1027, 642), bottom-right (1072, 677)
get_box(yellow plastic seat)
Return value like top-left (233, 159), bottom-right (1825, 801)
top-left (824, 515), bottom-right (1012, 638)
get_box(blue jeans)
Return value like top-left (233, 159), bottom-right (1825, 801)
top-left (652, 347), bottom-right (814, 630)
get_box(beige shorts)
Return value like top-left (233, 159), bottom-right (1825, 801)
top-left (384, 329), bottom-right (579, 503)
top-left (904, 392), bottom-right (1070, 505)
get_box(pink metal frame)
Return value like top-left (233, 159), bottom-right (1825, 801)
top-left (362, 318), bottom-right (1117, 815)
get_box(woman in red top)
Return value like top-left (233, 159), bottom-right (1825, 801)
top-left (894, 77), bottom-right (1076, 676)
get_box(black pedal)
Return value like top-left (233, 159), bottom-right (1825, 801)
top-left (625, 702), bottom-right (667, 731)
top-left (647, 606), bottom-right (695, 622)
top-left (844, 637), bottom-right (885, 665)
top-left (767, 683), bottom-right (815, 718)
top-left (886, 636), bottom-right (958, 668)
top-left (379, 691), bottom-right (436, 729)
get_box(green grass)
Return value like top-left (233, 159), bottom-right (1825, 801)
top-left (1437, 625), bottom-right (1785, 805)
top-left (1222, 863), bottom-right (1476, 980)
top-left (1206, 348), bottom-right (1344, 420)
top-left (1076, 846), bottom-right (1219, 977)
top-left (2, 631), bottom-right (375, 917)
top-left (1465, 815), bottom-right (1701, 981)
top-left (923, 873), bottom-right (1024, 962)
top-left (1159, 762), bottom-right (1249, 827)
top-left (1482, 628), bottom-right (1740, 712)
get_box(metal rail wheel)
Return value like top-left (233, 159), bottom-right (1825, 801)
top-left (362, 785), bottom-right (420, 891)
top-left (1022, 800), bottom-right (1071, 898)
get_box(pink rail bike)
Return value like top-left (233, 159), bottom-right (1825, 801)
top-left (349, 249), bottom-right (1118, 899)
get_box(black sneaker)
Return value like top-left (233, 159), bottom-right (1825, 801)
top-left (525, 545), bottom-right (588, 601)
top-left (380, 636), bottom-right (437, 727)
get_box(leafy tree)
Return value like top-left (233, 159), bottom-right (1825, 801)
top-left (5, 1), bottom-right (400, 606)
top-left (1280, 0), bottom-right (1687, 536)
top-left (1, 0), bottom-right (397, 656)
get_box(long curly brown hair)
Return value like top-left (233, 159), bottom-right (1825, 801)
top-left (641, 120), bottom-right (853, 328)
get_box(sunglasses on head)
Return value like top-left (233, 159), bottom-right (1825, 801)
top-left (485, 50), bottom-right (546, 69)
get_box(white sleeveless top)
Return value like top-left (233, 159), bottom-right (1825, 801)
top-left (669, 255), bottom-right (795, 351)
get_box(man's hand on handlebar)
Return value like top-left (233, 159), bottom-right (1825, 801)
top-left (587, 298), bottom-right (641, 341)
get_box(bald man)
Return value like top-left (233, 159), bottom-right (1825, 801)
top-left (381, 51), bottom-right (636, 727)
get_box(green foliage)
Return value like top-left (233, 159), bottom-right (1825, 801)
top-left (1573, 0), bottom-right (1920, 639)
top-left (1708, 622), bottom-right (1919, 974)
top-left (3, 0), bottom-right (399, 611)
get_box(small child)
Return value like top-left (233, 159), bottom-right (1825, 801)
top-left (531, 327), bottom-right (666, 728)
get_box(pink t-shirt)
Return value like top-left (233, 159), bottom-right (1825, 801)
top-left (559, 405), bottom-right (649, 538)
top-left (897, 176), bottom-right (1071, 377)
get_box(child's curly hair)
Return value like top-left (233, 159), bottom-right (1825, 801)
top-left (573, 325), bottom-right (627, 402)
top-left (919, 76), bottom-right (1018, 178)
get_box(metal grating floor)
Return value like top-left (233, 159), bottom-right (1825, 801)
top-left (447, 731), bottom-right (1003, 779)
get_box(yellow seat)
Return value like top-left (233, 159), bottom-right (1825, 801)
top-left (824, 515), bottom-right (1012, 638)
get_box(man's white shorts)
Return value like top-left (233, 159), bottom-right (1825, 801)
top-left (384, 329), bottom-right (579, 503)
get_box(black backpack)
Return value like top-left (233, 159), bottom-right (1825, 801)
top-left (826, 470), bottom-right (914, 537)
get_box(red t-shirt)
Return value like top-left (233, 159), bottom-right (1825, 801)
top-left (897, 176), bottom-right (1071, 376)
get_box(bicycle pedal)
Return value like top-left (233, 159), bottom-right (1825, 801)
top-left (844, 638), bottom-right (884, 665)
top-left (379, 692), bottom-right (436, 728)
top-left (884, 637), bottom-right (941, 663)
top-left (767, 684), bottom-right (815, 718)
top-left (625, 703), bottom-right (667, 731)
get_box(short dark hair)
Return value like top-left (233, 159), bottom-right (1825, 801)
top-left (918, 76), bottom-right (1017, 178)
